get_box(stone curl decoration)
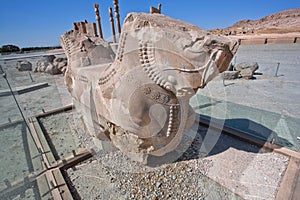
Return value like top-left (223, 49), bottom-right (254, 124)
top-left (60, 12), bottom-right (239, 164)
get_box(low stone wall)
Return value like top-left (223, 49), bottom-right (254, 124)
top-left (239, 37), bottom-right (299, 45)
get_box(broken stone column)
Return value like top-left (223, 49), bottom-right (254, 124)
top-left (60, 12), bottom-right (239, 164)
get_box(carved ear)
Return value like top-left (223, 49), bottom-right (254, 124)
top-left (124, 13), bottom-right (134, 24)
top-left (137, 20), bottom-right (151, 28)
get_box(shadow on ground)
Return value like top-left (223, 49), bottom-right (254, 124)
top-left (147, 114), bottom-right (292, 167)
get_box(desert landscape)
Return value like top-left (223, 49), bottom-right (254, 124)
top-left (210, 8), bottom-right (300, 45)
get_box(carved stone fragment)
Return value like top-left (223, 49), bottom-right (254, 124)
top-left (60, 12), bottom-right (239, 164)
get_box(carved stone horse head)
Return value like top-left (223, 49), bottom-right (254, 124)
top-left (61, 12), bottom-right (239, 164)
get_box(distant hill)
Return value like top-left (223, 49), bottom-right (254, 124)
top-left (210, 8), bottom-right (300, 35)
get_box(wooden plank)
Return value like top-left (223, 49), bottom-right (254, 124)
top-left (52, 169), bottom-right (73, 199)
top-left (30, 117), bottom-right (56, 166)
top-left (275, 157), bottom-right (300, 200)
top-left (28, 118), bottom-right (63, 199)
top-left (56, 148), bottom-right (92, 170)
top-left (27, 107), bottom-right (94, 200)
top-left (0, 82), bottom-right (49, 97)
top-left (292, 164), bottom-right (300, 200)
top-left (273, 147), bottom-right (300, 160)
top-left (33, 104), bottom-right (74, 118)
top-left (0, 119), bottom-right (23, 129)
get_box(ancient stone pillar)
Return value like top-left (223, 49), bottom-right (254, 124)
top-left (150, 4), bottom-right (162, 14)
top-left (94, 4), bottom-right (103, 39)
top-left (113, 0), bottom-right (121, 36)
top-left (109, 7), bottom-right (117, 43)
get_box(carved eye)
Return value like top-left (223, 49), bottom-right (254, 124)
top-left (162, 95), bottom-right (170, 103)
top-left (143, 21), bottom-right (150, 27)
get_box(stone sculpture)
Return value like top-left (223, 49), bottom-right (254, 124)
top-left (60, 12), bottom-right (239, 164)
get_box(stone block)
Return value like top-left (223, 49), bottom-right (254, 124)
top-left (16, 60), bottom-right (32, 71)
top-left (223, 71), bottom-right (240, 80)
top-left (234, 62), bottom-right (259, 79)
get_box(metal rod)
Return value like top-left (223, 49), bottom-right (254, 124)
top-left (28, 71), bottom-right (34, 82)
top-left (0, 66), bottom-right (30, 131)
top-left (113, 0), bottom-right (121, 36)
top-left (275, 62), bottom-right (280, 77)
top-left (94, 4), bottom-right (103, 39)
top-left (109, 7), bottom-right (117, 43)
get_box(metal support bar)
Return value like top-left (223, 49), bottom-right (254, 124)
top-left (275, 62), bottom-right (280, 77)
top-left (0, 66), bottom-right (30, 131)
top-left (222, 73), bottom-right (226, 87)
top-left (28, 71), bottom-right (34, 82)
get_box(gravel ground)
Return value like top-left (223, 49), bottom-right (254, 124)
top-left (60, 112), bottom-right (288, 200)
top-left (66, 157), bottom-right (242, 200)
top-left (39, 111), bottom-right (84, 160)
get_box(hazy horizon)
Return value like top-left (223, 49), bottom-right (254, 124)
top-left (0, 0), bottom-right (299, 48)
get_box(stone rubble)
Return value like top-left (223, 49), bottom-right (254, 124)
top-left (15, 60), bottom-right (32, 71)
top-left (234, 62), bottom-right (259, 79)
top-left (34, 55), bottom-right (67, 75)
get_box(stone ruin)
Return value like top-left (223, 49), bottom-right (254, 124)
top-left (34, 55), bottom-right (68, 75)
top-left (15, 55), bottom-right (68, 75)
top-left (60, 12), bottom-right (239, 164)
top-left (16, 60), bottom-right (32, 71)
top-left (223, 62), bottom-right (259, 80)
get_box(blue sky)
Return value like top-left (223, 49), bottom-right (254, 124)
top-left (0, 0), bottom-right (299, 48)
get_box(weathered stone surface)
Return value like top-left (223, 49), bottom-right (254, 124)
top-left (53, 57), bottom-right (68, 73)
top-left (60, 12), bottom-right (239, 164)
top-left (16, 60), bottom-right (32, 71)
top-left (234, 62), bottom-right (259, 79)
top-left (34, 60), bottom-right (47, 73)
top-left (44, 55), bottom-right (56, 63)
top-left (34, 56), bottom-right (67, 75)
top-left (44, 63), bottom-right (60, 75)
top-left (234, 62), bottom-right (259, 71)
top-left (240, 68), bottom-right (255, 79)
top-left (223, 71), bottom-right (240, 80)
